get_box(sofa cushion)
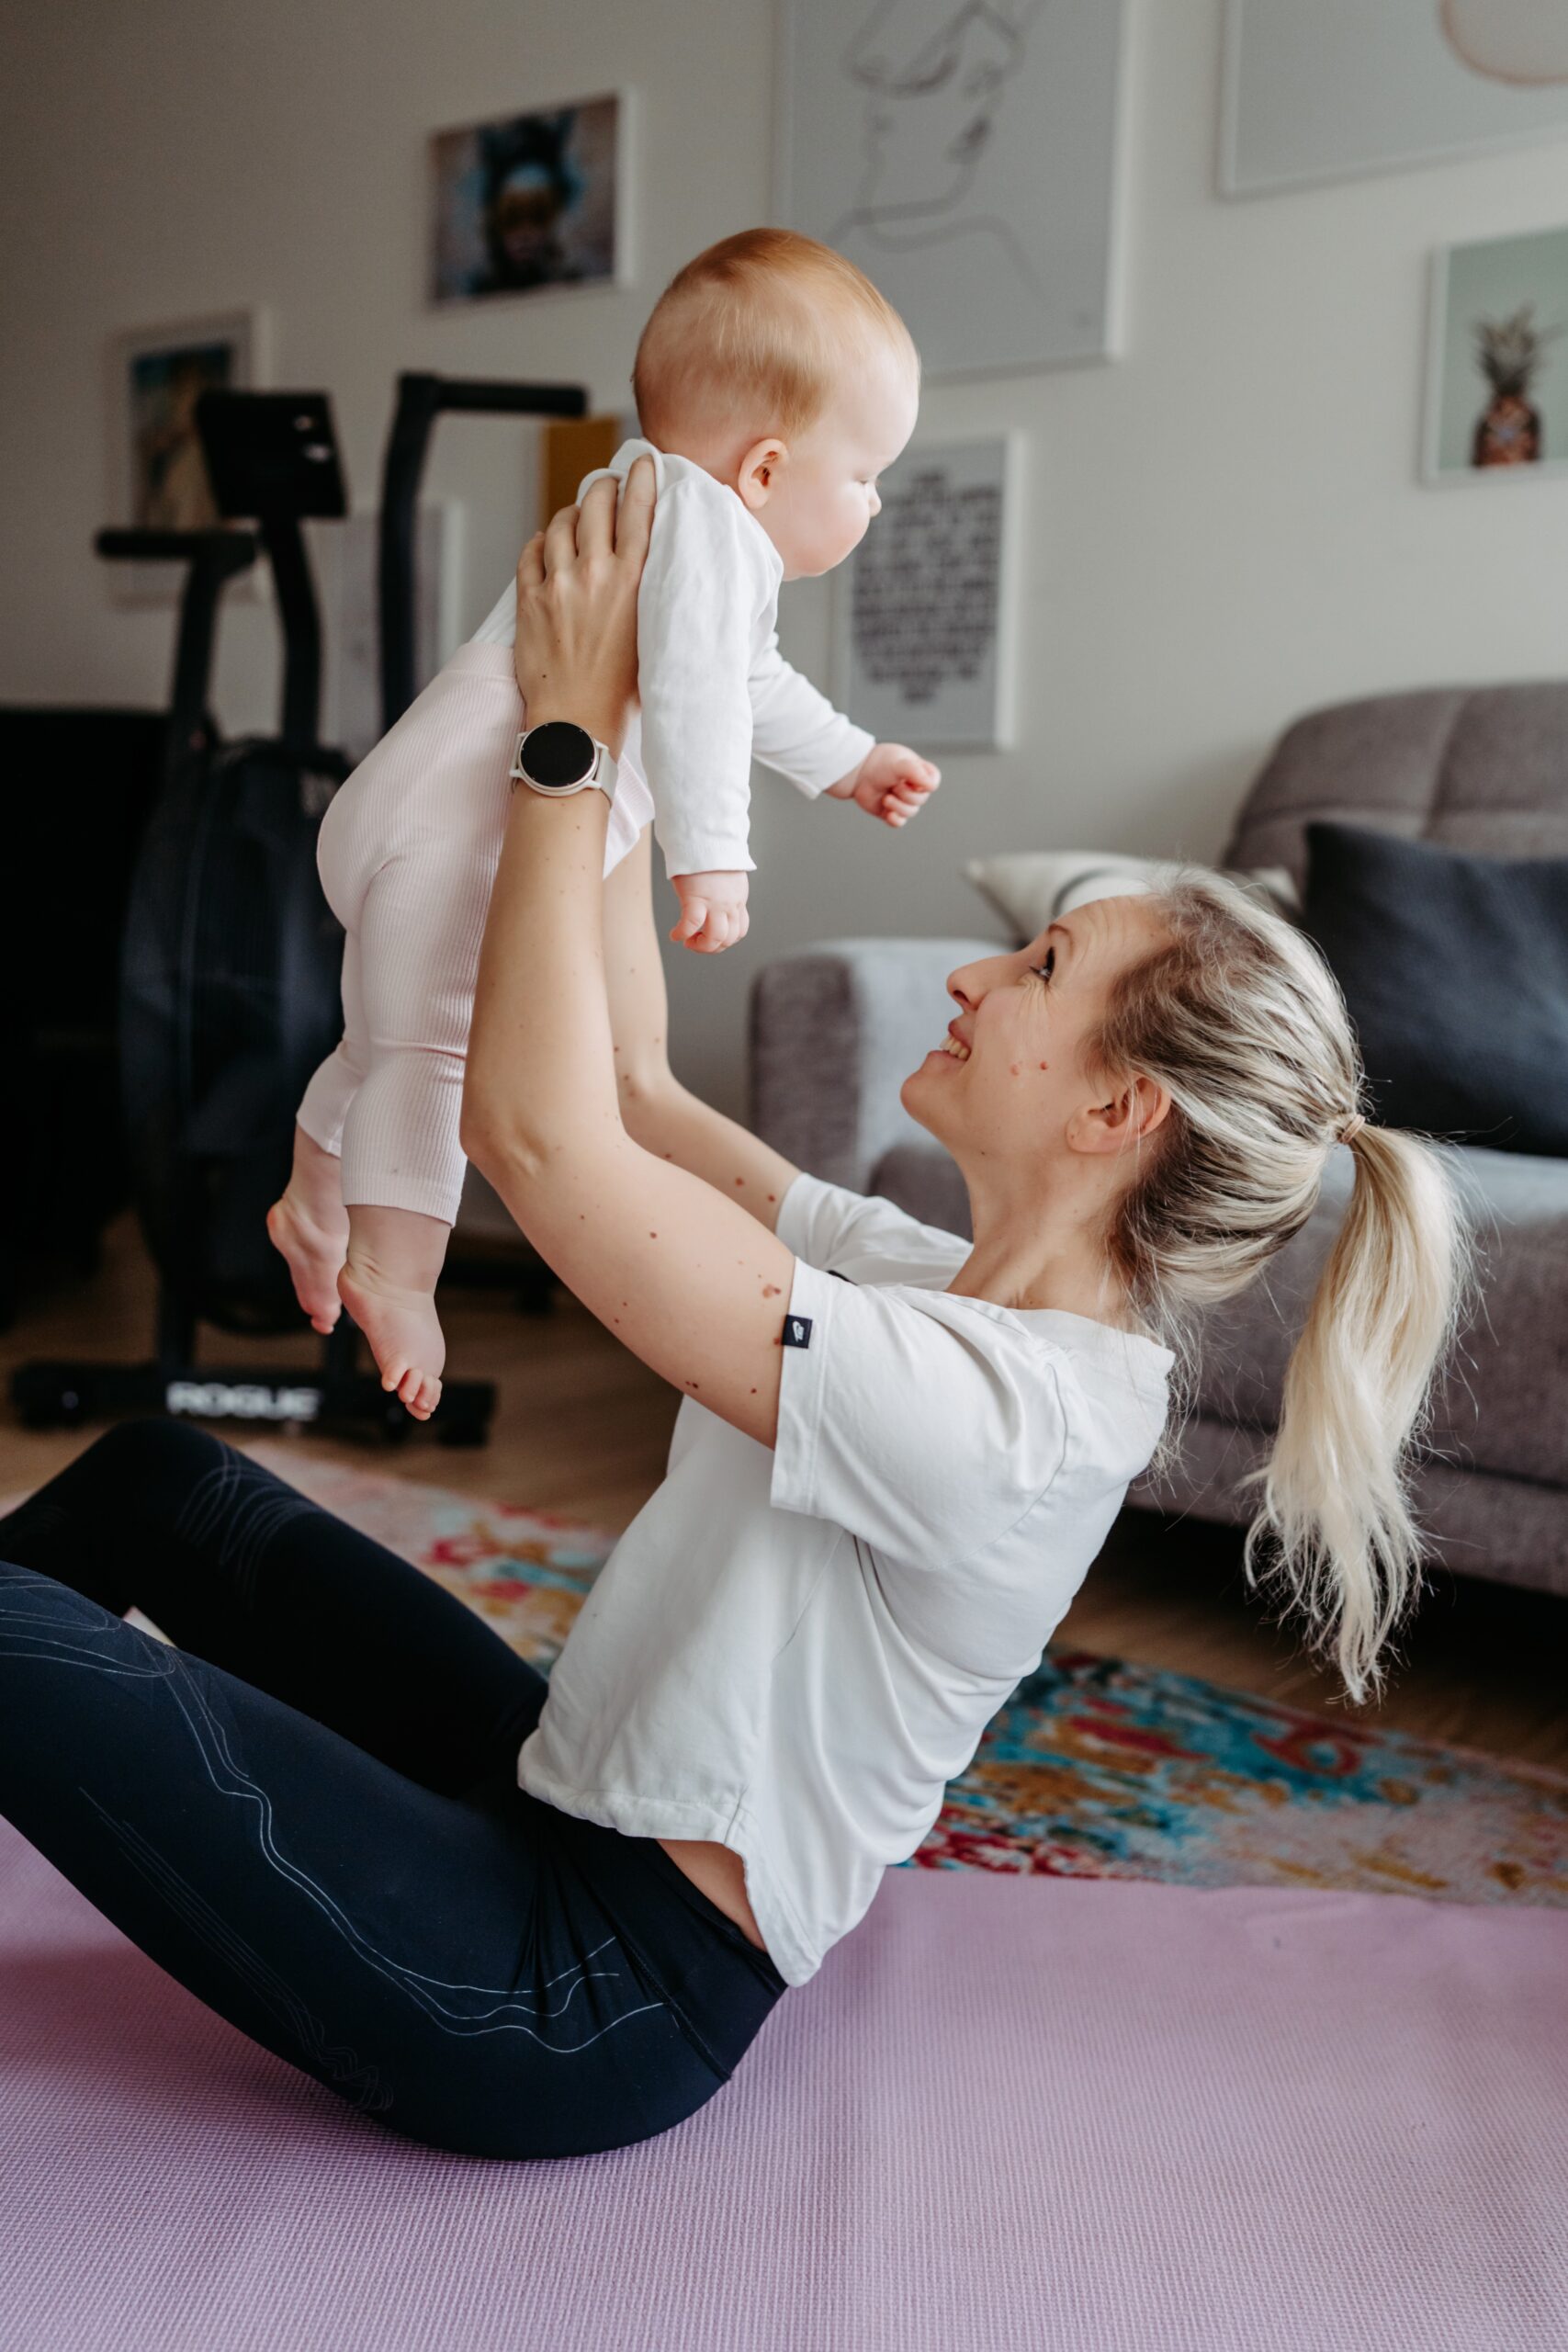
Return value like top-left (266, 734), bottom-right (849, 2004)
top-left (964, 851), bottom-right (1298, 939)
top-left (1224, 683), bottom-right (1568, 896)
top-left (867, 1140), bottom-right (1568, 1489)
top-left (1302, 821), bottom-right (1568, 1158)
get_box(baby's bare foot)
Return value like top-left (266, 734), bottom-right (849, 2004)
top-left (337, 1259), bottom-right (446, 1421)
top-left (266, 1186), bottom-right (350, 1333)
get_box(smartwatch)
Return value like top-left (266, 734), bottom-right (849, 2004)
top-left (508, 721), bottom-right (618, 800)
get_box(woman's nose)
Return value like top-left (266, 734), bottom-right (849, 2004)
top-left (948, 949), bottom-right (1015, 1010)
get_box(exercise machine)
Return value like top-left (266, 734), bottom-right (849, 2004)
top-left (12, 395), bottom-right (478, 1438)
top-left (15, 374), bottom-right (587, 1442)
top-left (378, 370), bottom-right (585, 733)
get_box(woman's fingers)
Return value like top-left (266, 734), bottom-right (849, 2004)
top-left (517, 531), bottom-right (547, 592)
top-left (576, 472), bottom-right (619, 560)
top-left (542, 501), bottom-right (581, 575)
top-left (615, 454), bottom-right (657, 564)
top-left (535, 459), bottom-right (653, 582)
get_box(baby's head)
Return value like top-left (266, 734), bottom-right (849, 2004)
top-left (632, 228), bottom-right (919, 580)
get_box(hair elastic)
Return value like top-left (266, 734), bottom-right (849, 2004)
top-left (1339, 1113), bottom-right (1366, 1146)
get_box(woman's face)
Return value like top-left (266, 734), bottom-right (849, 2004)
top-left (901, 894), bottom-right (1171, 1172)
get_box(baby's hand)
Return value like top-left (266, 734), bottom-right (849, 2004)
top-left (830, 742), bottom-right (942, 829)
top-left (670, 869), bottom-right (750, 954)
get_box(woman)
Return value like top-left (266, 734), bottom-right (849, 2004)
top-left (0, 463), bottom-right (1467, 2161)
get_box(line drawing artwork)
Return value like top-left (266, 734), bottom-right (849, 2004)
top-left (829, 3), bottom-right (1049, 318)
top-left (779, 0), bottom-right (1126, 377)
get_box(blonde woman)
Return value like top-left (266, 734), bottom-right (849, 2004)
top-left (0, 463), bottom-right (1467, 2159)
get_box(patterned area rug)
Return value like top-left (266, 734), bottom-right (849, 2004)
top-left (230, 1450), bottom-right (1563, 1910)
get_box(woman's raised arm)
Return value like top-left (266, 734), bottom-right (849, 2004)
top-left (603, 823), bottom-right (802, 1234)
top-left (459, 465), bottom-right (796, 1446)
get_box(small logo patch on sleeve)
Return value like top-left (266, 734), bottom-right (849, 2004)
top-left (782, 1314), bottom-right (814, 1350)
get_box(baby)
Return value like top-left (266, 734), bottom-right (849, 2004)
top-left (267, 228), bottom-right (937, 1419)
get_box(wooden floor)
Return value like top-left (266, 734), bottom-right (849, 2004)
top-left (5, 1215), bottom-right (1564, 1773)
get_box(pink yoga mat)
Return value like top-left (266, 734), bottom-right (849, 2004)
top-left (1, 1819), bottom-right (1562, 2352)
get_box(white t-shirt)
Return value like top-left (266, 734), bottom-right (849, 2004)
top-left (472, 438), bottom-right (874, 881)
top-left (516, 1176), bottom-right (1174, 1986)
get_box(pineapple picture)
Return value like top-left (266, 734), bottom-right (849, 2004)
top-left (1470, 304), bottom-right (1562, 468)
top-left (1427, 227), bottom-right (1568, 484)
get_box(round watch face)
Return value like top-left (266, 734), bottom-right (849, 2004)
top-left (522, 721), bottom-right (595, 787)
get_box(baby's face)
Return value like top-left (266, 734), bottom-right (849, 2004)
top-left (762, 344), bottom-right (919, 581)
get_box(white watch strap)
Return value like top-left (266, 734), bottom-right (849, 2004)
top-left (508, 732), bottom-right (618, 799)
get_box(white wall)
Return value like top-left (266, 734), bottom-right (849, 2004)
top-left (4, 0), bottom-right (1566, 1116)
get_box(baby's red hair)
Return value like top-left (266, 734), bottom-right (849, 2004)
top-left (632, 228), bottom-right (918, 446)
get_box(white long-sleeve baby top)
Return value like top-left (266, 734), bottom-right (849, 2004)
top-left (471, 438), bottom-right (874, 881)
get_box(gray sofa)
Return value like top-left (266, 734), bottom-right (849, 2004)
top-left (750, 683), bottom-right (1568, 1601)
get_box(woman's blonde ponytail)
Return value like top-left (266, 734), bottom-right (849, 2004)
top-left (1093, 871), bottom-right (1475, 1707)
top-left (1241, 1124), bottom-right (1472, 1704)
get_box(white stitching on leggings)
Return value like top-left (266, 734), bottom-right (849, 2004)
top-left (173, 1455), bottom-right (320, 1611)
top-left (82, 1794), bottom-right (392, 2110)
top-left (0, 1566), bottom-right (666, 2054)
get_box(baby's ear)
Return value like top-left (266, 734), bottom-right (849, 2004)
top-left (737, 435), bottom-right (788, 512)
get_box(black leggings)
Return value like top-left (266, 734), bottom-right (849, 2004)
top-left (0, 1421), bottom-right (786, 2159)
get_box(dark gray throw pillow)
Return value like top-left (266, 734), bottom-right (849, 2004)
top-left (1300, 821), bottom-right (1568, 1157)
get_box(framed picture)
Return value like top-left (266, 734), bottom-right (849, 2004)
top-left (1424, 223), bottom-right (1568, 484)
top-left (430, 93), bottom-right (631, 306)
top-left (775, 0), bottom-right (1128, 379)
top-left (1222, 0), bottom-right (1568, 199)
top-left (107, 309), bottom-right (269, 603)
top-left (833, 435), bottom-right (1021, 752)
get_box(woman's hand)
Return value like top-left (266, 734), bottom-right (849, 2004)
top-left (513, 457), bottom-right (655, 758)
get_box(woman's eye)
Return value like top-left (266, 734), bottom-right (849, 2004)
top-left (1030, 947), bottom-right (1055, 983)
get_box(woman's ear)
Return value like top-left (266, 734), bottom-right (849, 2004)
top-left (1072, 1072), bottom-right (1172, 1157)
top-left (737, 435), bottom-right (788, 513)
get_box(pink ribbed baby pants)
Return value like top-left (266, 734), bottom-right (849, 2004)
top-left (297, 642), bottom-right (647, 1224)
